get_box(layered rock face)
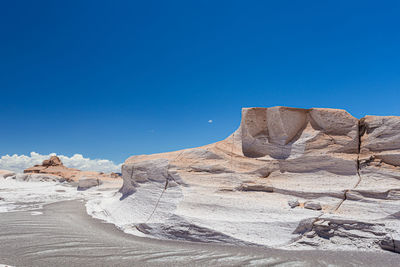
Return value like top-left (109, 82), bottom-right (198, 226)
top-left (116, 107), bottom-right (400, 252)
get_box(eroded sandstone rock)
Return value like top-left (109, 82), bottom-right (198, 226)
top-left (114, 106), bottom-right (400, 252)
top-left (42, 155), bottom-right (63, 167)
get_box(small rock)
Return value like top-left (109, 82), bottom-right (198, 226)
top-left (304, 201), bottom-right (322, 210)
top-left (77, 178), bottom-right (102, 191)
top-left (288, 199), bottom-right (300, 208)
top-left (0, 170), bottom-right (16, 179)
top-left (380, 234), bottom-right (400, 253)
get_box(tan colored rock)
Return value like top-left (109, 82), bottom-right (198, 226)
top-left (42, 155), bottom-right (63, 166)
top-left (24, 156), bottom-right (120, 182)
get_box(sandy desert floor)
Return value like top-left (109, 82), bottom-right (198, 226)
top-left (0, 200), bottom-right (399, 267)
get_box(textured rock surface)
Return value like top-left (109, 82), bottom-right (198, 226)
top-left (42, 155), bottom-right (63, 166)
top-left (77, 178), bottom-right (102, 191)
top-left (101, 106), bottom-right (400, 253)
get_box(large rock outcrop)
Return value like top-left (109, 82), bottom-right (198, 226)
top-left (108, 106), bottom-right (400, 252)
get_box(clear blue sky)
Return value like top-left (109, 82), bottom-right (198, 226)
top-left (1, 1), bottom-right (399, 163)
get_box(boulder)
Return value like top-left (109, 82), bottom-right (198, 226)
top-left (304, 201), bottom-right (322, 210)
top-left (0, 170), bottom-right (15, 179)
top-left (288, 199), bottom-right (300, 208)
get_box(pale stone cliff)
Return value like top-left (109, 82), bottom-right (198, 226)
top-left (116, 107), bottom-right (400, 252)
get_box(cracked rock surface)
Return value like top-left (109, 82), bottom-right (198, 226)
top-left (97, 106), bottom-right (400, 253)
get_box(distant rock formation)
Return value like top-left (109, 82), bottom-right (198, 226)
top-left (24, 156), bottom-right (120, 182)
top-left (116, 106), bottom-right (400, 253)
top-left (0, 169), bottom-right (15, 179)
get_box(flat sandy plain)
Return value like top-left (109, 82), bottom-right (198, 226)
top-left (0, 200), bottom-right (399, 267)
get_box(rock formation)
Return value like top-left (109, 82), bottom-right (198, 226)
top-left (0, 169), bottom-right (15, 179)
top-left (107, 107), bottom-right (400, 252)
top-left (77, 178), bottom-right (102, 191)
top-left (24, 155), bottom-right (119, 182)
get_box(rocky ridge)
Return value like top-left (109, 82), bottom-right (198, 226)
top-left (23, 155), bottom-right (119, 183)
top-left (98, 107), bottom-right (400, 253)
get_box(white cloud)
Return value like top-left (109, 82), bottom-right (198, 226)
top-left (208, 120), bottom-right (213, 123)
top-left (0, 152), bottom-right (122, 173)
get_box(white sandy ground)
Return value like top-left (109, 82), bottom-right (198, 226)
top-left (0, 174), bottom-right (122, 214)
